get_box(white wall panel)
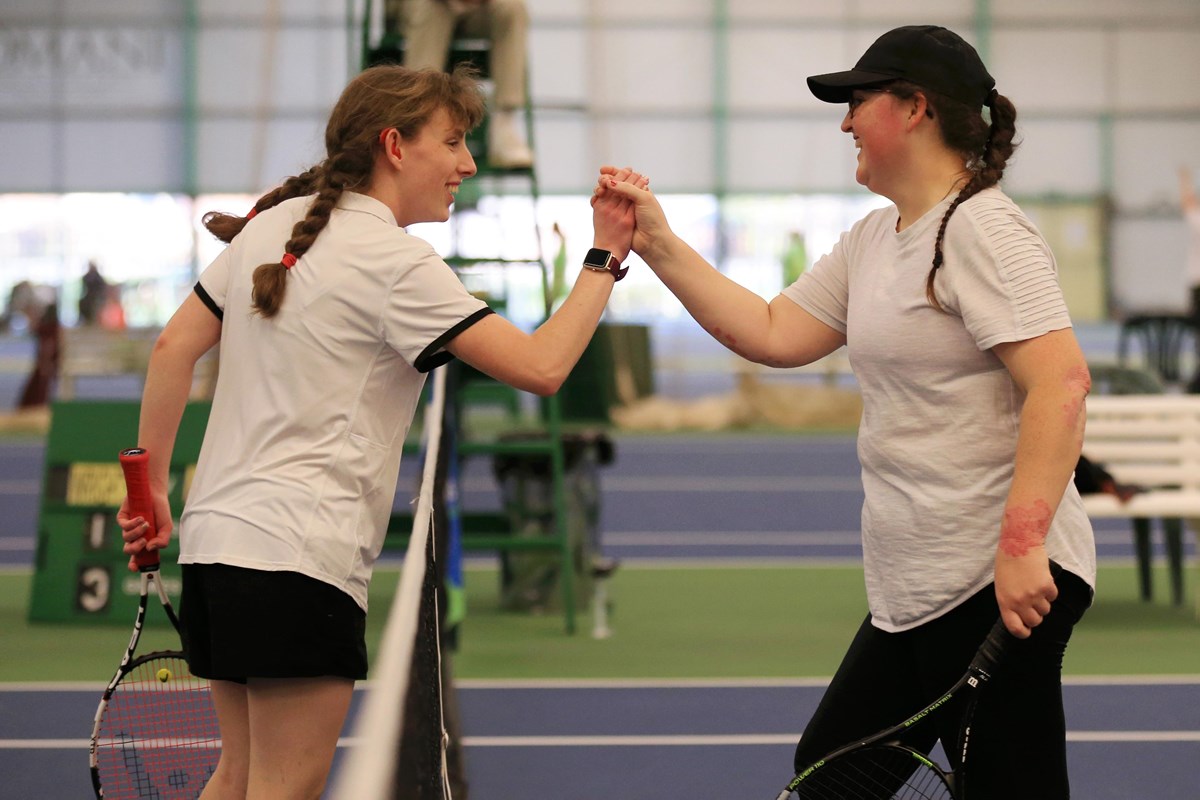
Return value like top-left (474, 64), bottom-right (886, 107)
top-left (728, 28), bottom-right (849, 113)
top-left (528, 28), bottom-right (588, 107)
top-left (995, 0), bottom-right (1200, 23)
top-left (585, 27), bottom-right (712, 111)
top-left (579, 1), bottom-right (711, 21)
top-left (990, 30), bottom-right (1108, 113)
top-left (0, 26), bottom-right (184, 113)
top-left (197, 0), bottom-right (347, 22)
top-left (195, 119), bottom-right (325, 195)
top-left (197, 27), bottom-right (347, 112)
top-left (5, 0), bottom-right (181, 22)
top-left (1112, 120), bottom-right (1200, 210)
top-left (1114, 31), bottom-right (1200, 110)
top-left (524, 0), bottom-right (587, 23)
top-left (591, 119), bottom-right (715, 193)
top-left (0, 122), bottom-right (58, 192)
top-left (62, 119), bottom-right (184, 192)
top-left (1111, 218), bottom-right (1188, 313)
top-left (529, 115), bottom-right (593, 192)
top-left (1002, 120), bottom-right (1102, 196)
top-left (729, 0), bottom-right (966, 23)
top-left (726, 119), bottom-right (856, 193)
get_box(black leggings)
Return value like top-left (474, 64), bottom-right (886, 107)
top-left (792, 566), bottom-right (1092, 800)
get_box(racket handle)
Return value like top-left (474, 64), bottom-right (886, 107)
top-left (119, 447), bottom-right (159, 570)
top-left (974, 558), bottom-right (1063, 671)
top-left (971, 616), bottom-right (1014, 674)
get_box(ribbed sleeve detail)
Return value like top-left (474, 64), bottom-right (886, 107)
top-left (969, 200), bottom-right (1068, 331)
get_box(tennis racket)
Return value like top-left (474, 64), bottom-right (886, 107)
top-left (88, 447), bottom-right (220, 799)
top-left (775, 616), bottom-right (1014, 800)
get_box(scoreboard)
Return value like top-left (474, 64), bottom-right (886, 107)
top-left (27, 400), bottom-right (210, 624)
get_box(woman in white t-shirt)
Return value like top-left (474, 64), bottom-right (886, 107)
top-left (598, 25), bottom-right (1094, 798)
top-left (116, 64), bottom-right (643, 799)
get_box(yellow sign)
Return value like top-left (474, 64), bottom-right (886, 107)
top-left (65, 463), bottom-right (126, 507)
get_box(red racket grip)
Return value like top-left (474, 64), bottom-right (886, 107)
top-left (119, 447), bottom-right (159, 570)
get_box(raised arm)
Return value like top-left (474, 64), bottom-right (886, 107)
top-left (990, 328), bottom-right (1091, 637)
top-left (596, 167), bottom-right (844, 368)
top-left (446, 167), bottom-right (644, 395)
top-left (1181, 166), bottom-right (1198, 214)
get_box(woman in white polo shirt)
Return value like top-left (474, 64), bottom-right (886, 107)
top-left (117, 64), bottom-right (643, 799)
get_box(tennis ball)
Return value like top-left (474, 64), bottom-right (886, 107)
top-left (157, 667), bottom-right (171, 683)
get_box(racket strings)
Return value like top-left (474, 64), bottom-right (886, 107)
top-left (794, 745), bottom-right (953, 800)
top-left (94, 654), bottom-right (220, 800)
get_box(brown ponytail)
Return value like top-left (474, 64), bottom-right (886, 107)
top-left (923, 86), bottom-right (1019, 309)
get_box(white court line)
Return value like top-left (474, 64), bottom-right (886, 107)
top-left (6, 675), bottom-right (1198, 693)
top-left (8, 731), bottom-right (1200, 750)
top-left (456, 731), bottom-right (1200, 747)
top-left (457, 476), bottom-right (864, 493)
top-left (0, 537), bottom-right (35, 551)
top-left (604, 531), bottom-right (862, 546)
top-left (0, 530), bottom-right (1164, 554)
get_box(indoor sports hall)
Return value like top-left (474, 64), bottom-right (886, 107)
top-left (2, 2), bottom-right (1199, 799)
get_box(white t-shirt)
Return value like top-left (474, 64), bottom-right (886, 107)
top-left (782, 187), bottom-right (1096, 632)
top-left (180, 191), bottom-right (491, 611)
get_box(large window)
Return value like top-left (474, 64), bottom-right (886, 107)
top-left (1, 190), bottom-right (895, 331)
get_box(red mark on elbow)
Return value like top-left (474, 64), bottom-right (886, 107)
top-left (1062, 365), bottom-right (1091, 429)
top-left (711, 325), bottom-right (747, 358)
top-left (999, 500), bottom-right (1052, 557)
top-left (1065, 365), bottom-right (1092, 395)
top-left (712, 326), bottom-right (737, 346)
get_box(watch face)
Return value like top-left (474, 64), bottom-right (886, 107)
top-left (584, 247), bottom-right (613, 268)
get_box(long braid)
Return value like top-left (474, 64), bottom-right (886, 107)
top-left (251, 151), bottom-right (372, 317)
top-left (925, 88), bottom-right (1019, 309)
top-left (200, 64), bottom-right (485, 320)
top-left (202, 166), bottom-right (322, 245)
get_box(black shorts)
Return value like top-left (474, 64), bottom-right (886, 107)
top-left (179, 563), bottom-right (368, 682)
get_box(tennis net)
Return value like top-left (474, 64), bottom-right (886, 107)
top-left (329, 366), bottom-right (452, 800)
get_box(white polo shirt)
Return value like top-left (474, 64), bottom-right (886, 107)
top-left (179, 191), bottom-right (491, 611)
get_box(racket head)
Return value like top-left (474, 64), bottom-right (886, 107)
top-left (90, 651), bottom-right (220, 800)
top-left (784, 743), bottom-right (954, 800)
top-left (119, 447), bottom-right (160, 571)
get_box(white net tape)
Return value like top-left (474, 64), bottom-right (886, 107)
top-left (330, 365), bottom-right (448, 800)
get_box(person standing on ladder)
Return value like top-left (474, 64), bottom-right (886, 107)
top-left (399, 0), bottom-right (534, 168)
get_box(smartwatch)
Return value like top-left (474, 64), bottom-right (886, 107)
top-left (582, 247), bottom-right (628, 282)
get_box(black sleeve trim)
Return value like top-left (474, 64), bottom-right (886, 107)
top-left (194, 282), bottom-right (223, 321)
top-left (414, 307), bottom-right (495, 374)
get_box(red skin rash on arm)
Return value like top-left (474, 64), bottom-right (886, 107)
top-left (999, 499), bottom-right (1053, 557)
top-left (1062, 365), bottom-right (1091, 430)
top-left (710, 326), bottom-right (747, 359)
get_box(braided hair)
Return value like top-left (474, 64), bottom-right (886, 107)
top-left (201, 63), bottom-right (485, 318)
top-left (886, 82), bottom-right (1019, 310)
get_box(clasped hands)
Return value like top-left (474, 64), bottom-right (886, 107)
top-left (589, 165), bottom-right (668, 271)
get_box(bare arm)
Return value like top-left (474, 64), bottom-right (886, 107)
top-left (990, 328), bottom-right (1091, 638)
top-left (119, 293), bottom-right (221, 562)
top-left (446, 167), bottom-right (643, 395)
top-left (1181, 166), bottom-right (1198, 214)
top-left (598, 170), bottom-right (845, 367)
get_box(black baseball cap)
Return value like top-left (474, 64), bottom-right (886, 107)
top-left (807, 25), bottom-right (995, 108)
